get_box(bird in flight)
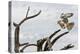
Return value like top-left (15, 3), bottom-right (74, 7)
top-left (57, 13), bottom-right (74, 31)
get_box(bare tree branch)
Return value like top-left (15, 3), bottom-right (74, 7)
top-left (26, 6), bottom-right (30, 18)
top-left (49, 29), bottom-right (61, 39)
top-left (60, 44), bottom-right (74, 50)
top-left (44, 31), bottom-right (69, 51)
top-left (37, 29), bottom-right (61, 51)
top-left (37, 38), bottom-right (48, 51)
top-left (44, 29), bottom-right (61, 51)
top-left (26, 10), bottom-right (41, 19)
top-left (20, 44), bottom-right (37, 52)
top-left (14, 26), bottom-right (20, 53)
top-left (19, 7), bottom-right (41, 26)
top-left (19, 42), bottom-right (29, 46)
top-left (51, 32), bottom-right (69, 45)
top-left (13, 6), bottom-right (41, 53)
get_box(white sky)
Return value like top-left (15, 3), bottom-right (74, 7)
top-left (11, 1), bottom-right (78, 52)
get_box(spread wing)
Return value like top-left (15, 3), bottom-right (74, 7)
top-left (67, 22), bottom-right (74, 31)
top-left (60, 13), bottom-right (73, 19)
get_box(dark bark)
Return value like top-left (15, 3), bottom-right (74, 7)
top-left (60, 44), bottom-right (74, 50)
top-left (44, 29), bottom-right (61, 51)
top-left (14, 26), bottom-right (20, 53)
top-left (14, 6), bottom-right (41, 53)
top-left (20, 44), bottom-right (37, 52)
top-left (19, 7), bottom-right (41, 26)
top-left (44, 32), bottom-right (69, 51)
top-left (37, 38), bottom-right (47, 51)
top-left (20, 42), bottom-right (29, 46)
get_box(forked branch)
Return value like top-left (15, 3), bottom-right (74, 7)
top-left (44, 29), bottom-right (61, 51)
top-left (14, 6), bottom-right (41, 53)
top-left (44, 31), bottom-right (69, 51)
top-left (19, 7), bottom-right (41, 26)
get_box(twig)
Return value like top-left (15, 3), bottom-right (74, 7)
top-left (49, 29), bottom-right (61, 39)
top-left (20, 44), bottom-right (37, 52)
top-left (51, 32), bottom-right (69, 45)
top-left (19, 7), bottom-right (41, 26)
top-left (60, 44), bottom-right (74, 50)
top-left (19, 42), bottom-right (29, 46)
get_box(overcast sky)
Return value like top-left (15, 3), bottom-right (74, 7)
top-left (11, 1), bottom-right (78, 52)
